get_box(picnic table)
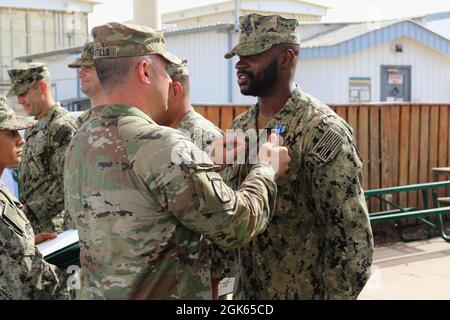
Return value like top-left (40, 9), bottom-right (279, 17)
top-left (364, 181), bottom-right (450, 242)
top-left (432, 167), bottom-right (450, 206)
top-left (432, 167), bottom-right (450, 177)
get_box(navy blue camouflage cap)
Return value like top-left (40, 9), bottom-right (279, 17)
top-left (7, 63), bottom-right (49, 97)
top-left (0, 94), bottom-right (35, 131)
top-left (225, 13), bottom-right (300, 59)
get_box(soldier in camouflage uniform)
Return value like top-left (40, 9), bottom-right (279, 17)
top-left (68, 42), bottom-right (106, 127)
top-left (0, 95), bottom-right (68, 300)
top-left (7, 63), bottom-right (78, 234)
top-left (163, 61), bottom-right (229, 299)
top-left (219, 13), bottom-right (374, 300)
top-left (162, 60), bottom-right (223, 152)
top-left (64, 22), bottom-right (290, 300)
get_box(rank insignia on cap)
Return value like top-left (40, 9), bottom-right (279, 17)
top-left (212, 179), bottom-right (232, 203)
top-left (311, 128), bottom-right (343, 164)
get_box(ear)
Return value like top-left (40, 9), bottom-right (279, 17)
top-left (138, 59), bottom-right (152, 84)
top-left (172, 81), bottom-right (183, 97)
top-left (281, 49), bottom-right (296, 69)
top-left (39, 81), bottom-right (48, 97)
top-left (39, 81), bottom-right (47, 93)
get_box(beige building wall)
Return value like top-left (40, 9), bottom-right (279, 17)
top-left (167, 12), bottom-right (235, 27)
top-left (167, 10), bottom-right (320, 28)
top-left (0, 7), bottom-right (88, 86)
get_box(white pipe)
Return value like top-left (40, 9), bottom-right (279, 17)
top-left (133, 0), bottom-right (161, 29)
top-left (234, 0), bottom-right (240, 31)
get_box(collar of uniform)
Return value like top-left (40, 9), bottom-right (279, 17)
top-left (90, 104), bottom-right (152, 121)
top-left (32, 103), bottom-right (61, 130)
top-left (178, 107), bottom-right (196, 126)
top-left (263, 86), bottom-right (303, 133)
top-left (0, 185), bottom-right (17, 207)
top-left (235, 103), bottom-right (259, 131)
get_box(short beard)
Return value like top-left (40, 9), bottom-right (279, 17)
top-left (240, 58), bottom-right (279, 97)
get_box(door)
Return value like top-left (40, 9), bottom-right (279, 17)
top-left (380, 66), bottom-right (411, 102)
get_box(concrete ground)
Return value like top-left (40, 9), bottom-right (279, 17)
top-left (359, 237), bottom-right (450, 300)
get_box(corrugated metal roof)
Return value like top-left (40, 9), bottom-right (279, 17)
top-left (300, 19), bottom-right (450, 59)
top-left (16, 46), bottom-right (84, 62)
top-left (164, 23), bottom-right (234, 36)
top-left (301, 20), bottom-right (399, 48)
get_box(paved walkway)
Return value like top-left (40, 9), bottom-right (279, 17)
top-left (359, 237), bottom-right (450, 300)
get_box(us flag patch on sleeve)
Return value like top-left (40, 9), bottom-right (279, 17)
top-left (311, 128), bottom-right (344, 165)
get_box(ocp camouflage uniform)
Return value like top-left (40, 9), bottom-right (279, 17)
top-left (220, 13), bottom-right (374, 300)
top-left (65, 105), bottom-right (276, 300)
top-left (63, 22), bottom-right (278, 300)
top-left (224, 87), bottom-right (373, 300)
top-left (7, 64), bottom-right (78, 234)
top-left (177, 109), bottom-right (223, 152)
top-left (177, 110), bottom-right (231, 278)
top-left (168, 61), bottom-right (234, 285)
top-left (167, 60), bottom-right (223, 152)
top-left (0, 96), bottom-right (68, 300)
top-left (76, 109), bottom-right (93, 128)
top-left (18, 103), bottom-right (78, 233)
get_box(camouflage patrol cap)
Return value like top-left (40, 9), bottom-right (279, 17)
top-left (91, 22), bottom-right (182, 65)
top-left (7, 63), bottom-right (49, 97)
top-left (68, 42), bottom-right (95, 68)
top-left (225, 13), bottom-right (300, 59)
top-left (167, 59), bottom-right (189, 77)
top-left (0, 94), bottom-right (34, 131)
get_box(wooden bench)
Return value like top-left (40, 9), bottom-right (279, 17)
top-left (364, 181), bottom-right (450, 242)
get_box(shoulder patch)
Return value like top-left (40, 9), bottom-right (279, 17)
top-left (311, 128), bottom-right (344, 166)
top-left (212, 179), bottom-right (232, 203)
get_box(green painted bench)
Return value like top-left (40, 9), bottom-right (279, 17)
top-left (364, 181), bottom-right (450, 242)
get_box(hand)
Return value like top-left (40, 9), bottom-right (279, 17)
top-left (35, 233), bottom-right (57, 245)
top-left (209, 134), bottom-right (246, 170)
top-left (257, 133), bottom-right (291, 176)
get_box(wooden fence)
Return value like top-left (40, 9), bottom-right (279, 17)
top-left (193, 103), bottom-right (450, 212)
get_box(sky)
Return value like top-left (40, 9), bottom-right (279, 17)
top-left (88, 0), bottom-right (450, 36)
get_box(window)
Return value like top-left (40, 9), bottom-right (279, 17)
top-left (349, 77), bottom-right (371, 103)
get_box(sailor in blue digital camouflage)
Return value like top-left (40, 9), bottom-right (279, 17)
top-left (0, 94), bottom-right (68, 300)
top-left (163, 60), bottom-right (223, 153)
top-left (218, 13), bottom-right (374, 300)
top-left (64, 22), bottom-right (290, 300)
top-left (7, 63), bottom-right (78, 234)
top-left (68, 42), bottom-right (106, 127)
